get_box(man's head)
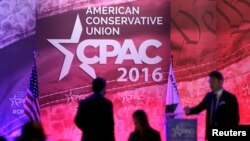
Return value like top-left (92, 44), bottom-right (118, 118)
top-left (208, 71), bottom-right (224, 92)
top-left (21, 121), bottom-right (46, 141)
top-left (92, 77), bottom-right (106, 94)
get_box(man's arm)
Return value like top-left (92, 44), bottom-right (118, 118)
top-left (186, 93), bottom-right (209, 115)
top-left (128, 133), bottom-right (133, 141)
top-left (108, 101), bottom-right (115, 134)
top-left (74, 101), bottom-right (86, 131)
top-left (229, 95), bottom-right (240, 126)
top-left (156, 132), bottom-right (161, 141)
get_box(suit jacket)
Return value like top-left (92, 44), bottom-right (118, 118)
top-left (188, 90), bottom-right (239, 139)
top-left (75, 94), bottom-right (115, 141)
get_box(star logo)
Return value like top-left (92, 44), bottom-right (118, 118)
top-left (242, 83), bottom-right (250, 96)
top-left (65, 90), bottom-right (80, 103)
top-left (47, 15), bottom-right (96, 81)
top-left (171, 124), bottom-right (183, 137)
top-left (9, 94), bottom-right (25, 107)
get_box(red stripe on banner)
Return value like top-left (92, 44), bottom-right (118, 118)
top-left (24, 101), bottom-right (36, 121)
top-left (27, 92), bottom-right (33, 100)
top-left (33, 100), bottom-right (40, 121)
top-left (24, 109), bottom-right (34, 121)
top-left (34, 99), bottom-right (40, 117)
top-left (24, 102), bottom-right (36, 121)
top-left (25, 99), bottom-right (39, 121)
top-left (25, 105), bottom-right (38, 122)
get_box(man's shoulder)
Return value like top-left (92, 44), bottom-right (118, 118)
top-left (205, 92), bottom-right (214, 98)
top-left (150, 128), bottom-right (160, 135)
top-left (206, 92), bottom-right (213, 95)
top-left (129, 130), bottom-right (139, 137)
top-left (102, 97), bottom-right (113, 107)
top-left (223, 90), bottom-right (237, 99)
top-left (223, 90), bottom-right (234, 95)
top-left (79, 94), bottom-right (113, 106)
top-left (79, 95), bottom-right (93, 105)
top-left (147, 128), bottom-right (160, 139)
top-left (104, 97), bottom-right (113, 104)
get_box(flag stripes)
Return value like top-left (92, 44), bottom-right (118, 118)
top-left (24, 61), bottom-right (40, 122)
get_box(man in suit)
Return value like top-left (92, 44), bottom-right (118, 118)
top-left (75, 78), bottom-right (115, 141)
top-left (184, 71), bottom-right (239, 140)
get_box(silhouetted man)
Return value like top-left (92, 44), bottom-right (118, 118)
top-left (184, 71), bottom-right (239, 140)
top-left (75, 78), bottom-right (115, 141)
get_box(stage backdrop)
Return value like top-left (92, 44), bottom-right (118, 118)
top-left (1, 0), bottom-right (249, 141)
top-left (36, 0), bottom-right (170, 141)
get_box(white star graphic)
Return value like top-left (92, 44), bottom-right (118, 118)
top-left (242, 83), bottom-right (250, 96)
top-left (9, 95), bottom-right (17, 107)
top-left (47, 15), bottom-right (96, 81)
top-left (9, 95), bottom-right (24, 107)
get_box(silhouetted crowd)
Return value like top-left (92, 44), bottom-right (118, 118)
top-left (0, 78), bottom-right (161, 141)
top-left (0, 121), bottom-right (46, 141)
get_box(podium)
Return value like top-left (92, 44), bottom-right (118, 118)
top-left (166, 114), bottom-right (197, 141)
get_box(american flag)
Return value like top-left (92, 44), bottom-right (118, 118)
top-left (24, 61), bottom-right (41, 121)
top-left (165, 61), bottom-right (183, 118)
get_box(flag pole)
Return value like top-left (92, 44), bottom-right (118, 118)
top-left (171, 55), bottom-right (174, 118)
top-left (32, 50), bottom-right (38, 60)
top-left (171, 55), bottom-right (174, 66)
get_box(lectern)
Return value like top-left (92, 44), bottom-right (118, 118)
top-left (166, 105), bottom-right (197, 141)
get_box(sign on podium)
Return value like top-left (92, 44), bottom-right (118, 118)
top-left (166, 113), bottom-right (197, 141)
